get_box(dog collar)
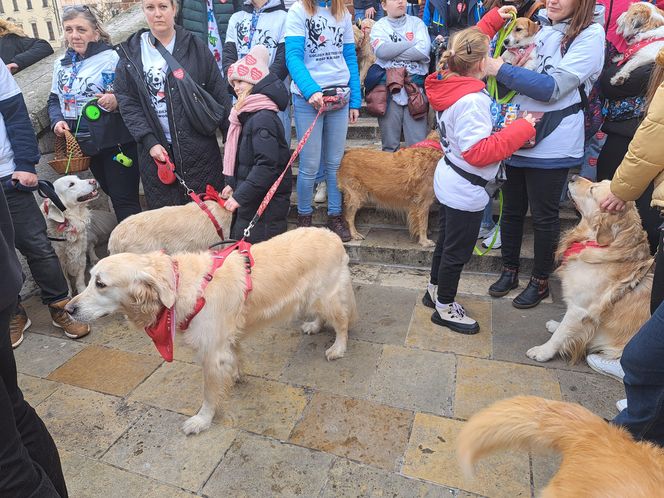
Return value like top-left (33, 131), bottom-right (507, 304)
top-left (506, 44), bottom-right (535, 66)
top-left (409, 139), bottom-right (443, 151)
top-left (618, 37), bottom-right (664, 66)
top-left (562, 240), bottom-right (605, 262)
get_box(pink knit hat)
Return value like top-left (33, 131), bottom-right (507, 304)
top-left (227, 45), bottom-right (270, 86)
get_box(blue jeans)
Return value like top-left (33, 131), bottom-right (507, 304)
top-left (406, 3), bottom-right (419, 16)
top-left (293, 94), bottom-right (349, 216)
top-left (354, 4), bottom-right (384, 21)
top-left (613, 300), bottom-right (664, 446)
top-left (481, 201), bottom-right (494, 230)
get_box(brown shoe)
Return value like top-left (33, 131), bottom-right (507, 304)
top-left (48, 298), bottom-right (90, 339)
top-left (297, 214), bottom-right (313, 228)
top-left (327, 215), bottom-right (351, 242)
top-left (10, 303), bottom-right (31, 349)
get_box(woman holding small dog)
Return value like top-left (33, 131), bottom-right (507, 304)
top-left (48, 6), bottom-right (142, 222)
top-left (484, 0), bottom-right (605, 308)
top-left (423, 8), bottom-right (537, 334)
top-left (284, 0), bottom-right (361, 241)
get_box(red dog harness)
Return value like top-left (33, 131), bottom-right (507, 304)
top-left (618, 38), bottom-right (664, 66)
top-left (561, 240), bottom-right (605, 262)
top-left (144, 240), bottom-right (254, 361)
top-left (189, 185), bottom-right (227, 241)
top-left (409, 139), bottom-right (443, 151)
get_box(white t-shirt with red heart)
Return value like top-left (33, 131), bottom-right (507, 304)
top-left (370, 14), bottom-right (430, 76)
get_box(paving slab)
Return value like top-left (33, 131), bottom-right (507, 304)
top-left (47, 345), bottom-right (162, 396)
top-left (556, 369), bottom-right (625, 420)
top-left (17, 373), bottom-right (60, 407)
top-left (351, 284), bottom-right (419, 345)
top-left (280, 336), bottom-right (382, 398)
top-left (532, 454), bottom-right (562, 495)
top-left (402, 413), bottom-right (531, 498)
top-left (406, 300), bottom-right (492, 359)
top-left (289, 392), bottom-right (413, 471)
top-left (238, 326), bottom-right (302, 380)
top-left (321, 458), bottom-right (456, 497)
top-left (102, 407), bottom-right (237, 491)
top-left (202, 432), bottom-right (334, 497)
top-left (368, 345), bottom-right (456, 416)
top-left (13, 333), bottom-right (87, 378)
top-left (454, 356), bottom-right (562, 420)
top-left (349, 263), bottom-right (381, 285)
top-left (36, 384), bottom-right (146, 458)
top-left (78, 314), bottom-right (156, 357)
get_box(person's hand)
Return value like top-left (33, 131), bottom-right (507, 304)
top-left (485, 56), bottom-right (504, 76)
top-left (497, 5), bottom-right (517, 19)
top-left (522, 112), bottom-right (539, 126)
top-left (365, 6), bottom-right (376, 18)
top-left (224, 195), bottom-right (240, 212)
top-left (53, 121), bottom-right (70, 137)
top-left (308, 92), bottom-right (324, 110)
top-left (12, 171), bottom-right (38, 188)
top-left (96, 93), bottom-right (118, 112)
top-left (601, 191), bottom-right (626, 212)
top-left (149, 144), bottom-right (168, 162)
top-left (349, 108), bottom-right (359, 124)
top-left (221, 185), bottom-right (233, 199)
top-left (6, 63), bottom-right (19, 74)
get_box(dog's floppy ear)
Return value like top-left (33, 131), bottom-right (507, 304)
top-left (142, 269), bottom-right (177, 309)
top-left (41, 199), bottom-right (65, 223)
top-left (595, 212), bottom-right (618, 246)
top-left (528, 19), bottom-right (540, 36)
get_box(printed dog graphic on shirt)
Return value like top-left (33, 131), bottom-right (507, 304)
top-left (144, 66), bottom-right (166, 109)
top-left (55, 69), bottom-right (102, 99)
top-left (236, 21), bottom-right (279, 52)
top-left (306, 16), bottom-right (344, 53)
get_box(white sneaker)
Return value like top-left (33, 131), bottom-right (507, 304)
top-left (314, 181), bottom-right (327, 203)
top-left (478, 224), bottom-right (494, 239)
top-left (482, 226), bottom-right (501, 249)
top-left (586, 354), bottom-right (625, 381)
top-left (616, 398), bottom-right (627, 412)
top-left (432, 301), bottom-right (480, 334)
top-left (422, 282), bottom-right (437, 309)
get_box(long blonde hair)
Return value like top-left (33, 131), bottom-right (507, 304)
top-left (645, 49), bottom-right (664, 115)
top-left (0, 18), bottom-right (26, 38)
top-left (234, 84), bottom-right (255, 110)
top-left (437, 27), bottom-right (490, 78)
top-left (301, 0), bottom-right (348, 21)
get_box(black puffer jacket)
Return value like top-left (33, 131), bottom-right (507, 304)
top-left (176, 0), bottom-right (242, 44)
top-left (0, 33), bottom-right (53, 71)
top-left (115, 27), bottom-right (230, 208)
top-left (227, 72), bottom-right (291, 243)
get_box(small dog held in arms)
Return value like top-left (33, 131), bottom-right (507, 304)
top-left (501, 17), bottom-right (540, 71)
top-left (526, 176), bottom-right (652, 364)
top-left (65, 227), bottom-right (357, 435)
top-left (41, 175), bottom-right (117, 294)
top-left (353, 18), bottom-right (376, 85)
top-left (612, 2), bottom-right (664, 86)
top-left (458, 396), bottom-right (664, 497)
top-left (338, 131), bottom-right (443, 247)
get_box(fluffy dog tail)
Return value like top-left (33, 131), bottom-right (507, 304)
top-left (457, 396), bottom-right (613, 477)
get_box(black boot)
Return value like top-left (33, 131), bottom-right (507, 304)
top-left (512, 276), bottom-right (549, 309)
top-left (488, 267), bottom-right (519, 297)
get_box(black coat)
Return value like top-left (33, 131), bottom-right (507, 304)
top-left (0, 34), bottom-right (53, 72)
top-left (115, 26), bottom-right (230, 209)
top-left (228, 73), bottom-right (291, 243)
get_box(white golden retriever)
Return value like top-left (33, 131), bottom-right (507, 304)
top-left (41, 175), bottom-right (116, 294)
top-left (65, 227), bottom-right (357, 435)
top-left (526, 176), bottom-right (653, 363)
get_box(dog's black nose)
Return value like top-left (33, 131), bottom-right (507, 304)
top-left (570, 175), bottom-right (579, 183)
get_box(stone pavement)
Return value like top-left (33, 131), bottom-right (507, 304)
top-left (15, 265), bottom-right (625, 498)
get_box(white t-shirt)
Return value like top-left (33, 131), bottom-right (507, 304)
top-left (140, 32), bottom-right (176, 143)
top-left (434, 91), bottom-right (499, 212)
top-left (51, 48), bottom-right (118, 119)
top-left (370, 15), bottom-right (430, 76)
top-left (226, 0), bottom-right (287, 64)
top-left (0, 64), bottom-right (21, 178)
top-left (284, 2), bottom-right (354, 95)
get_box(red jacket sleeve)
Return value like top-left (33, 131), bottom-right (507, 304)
top-left (476, 8), bottom-right (505, 38)
top-left (462, 119), bottom-right (536, 167)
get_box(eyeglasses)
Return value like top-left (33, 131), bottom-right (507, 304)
top-left (63, 4), bottom-right (92, 14)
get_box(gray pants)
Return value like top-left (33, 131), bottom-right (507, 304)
top-left (378, 99), bottom-right (429, 152)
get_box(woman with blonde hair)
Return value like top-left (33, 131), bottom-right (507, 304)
top-left (284, 0), bottom-right (361, 241)
top-left (0, 18), bottom-right (53, 74)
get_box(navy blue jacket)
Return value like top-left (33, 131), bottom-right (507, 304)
top-left (0, 92), bottom-right (40, 175)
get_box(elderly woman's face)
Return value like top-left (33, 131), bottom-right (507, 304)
top-left (63, 15), bottom-right (99, 55)
top-left (546, 0), bottom-right (575, 22)
top-left (143, 0), bottom-right (176, 36)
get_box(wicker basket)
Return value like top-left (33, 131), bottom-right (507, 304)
top-left (48, 130), bottom-right (91, 174)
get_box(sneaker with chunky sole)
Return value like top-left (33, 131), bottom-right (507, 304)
top-left (10, 303), bottom-right (31, 349)
top-left (482, 226), bottom-right (501, 249)
top-left (616, 398), bottom-right (627, 412)
top-left (477, 224), bottom-right (494, 239)
top-left (422, 283), bottom-right (436, 308)
top-left (586, 354), bottom-right (625, 381)
top-left (49, 298), bottom-right (90, 339)
top-left (431, 301), bottom-right (480, 335)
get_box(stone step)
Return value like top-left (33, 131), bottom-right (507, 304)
top-left (291, 116), bottom-right (380, 141)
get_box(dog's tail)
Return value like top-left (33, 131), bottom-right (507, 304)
top-left (457, 396), bottom-right (618, 477)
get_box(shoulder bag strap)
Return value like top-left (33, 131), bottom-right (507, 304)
top-left (149, 34), bottom-right (185, 76)
top-left (444, 156), bottom-right (489, 187)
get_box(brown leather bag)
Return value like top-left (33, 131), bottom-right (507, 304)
top-left (404, 79), bottom-right (428, 120)
top-left (386, 67), bottom-right (407, 94)
top-left (365, 84), bottom-right (388, 117)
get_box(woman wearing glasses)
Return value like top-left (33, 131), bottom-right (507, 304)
top-left (47, 5), bottom-right (141, 222)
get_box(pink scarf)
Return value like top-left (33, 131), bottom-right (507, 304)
top-left (222, 94), bottom-right (280, 177)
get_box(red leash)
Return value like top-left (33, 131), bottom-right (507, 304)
top-left (189, 185), bottom-right (227, 241)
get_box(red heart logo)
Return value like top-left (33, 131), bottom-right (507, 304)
top-left (405, 32), bottom-right (414, 41)
top-left (245, 54), bottom-right (257, 65)
top-left (250, 68), bottom-right (263, 80)
top-left (457, 2), bottom-right (466, 13)
top-left (238, 64), bottom-right (249, 76)
top-left (319, 35), bottom-right (326, 42)
top-left (243, 36), bottom-right (249, 42)
top-left (227, 66), bottom-right (234, 78)
top-left (173, 68), bottom-right (184, 80)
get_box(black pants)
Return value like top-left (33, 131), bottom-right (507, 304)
top-left (500, 165), bottom-right (569, 279)
top-left (652, 224), bottom-right (664, 314)
top-left (0, 302), bottom-right (68, 498)
top-left (89, 143), bottom-right (141, 223)
top-left (1, 178), bottom-right (68, 305)
top-left (430, 203), bottom-right (483, 304)
top-left (597, 132), bottom-right (660, 255)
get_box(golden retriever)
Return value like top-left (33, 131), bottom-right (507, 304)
top-left (458, 396), bottom-right (664, 498)
top-left (108, 200), bottom-right (232, 254)
top-left (338, 131), bottom-right (443, 247)
top-left (501, 17), bottom-right (540, 71)
top-left (526, 176), bottom-right (653, 364)
top-left (353, 18), bottom-right (376, 85)
top-left (65, 227), bottom-right (357, 435)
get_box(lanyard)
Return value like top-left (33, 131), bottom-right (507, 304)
top-left (248, 7), bottom-right (265, 49)
top-left (64, 52), bottom-right (82, 93)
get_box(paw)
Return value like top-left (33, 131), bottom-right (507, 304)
top-left (526, 345), bottom-right (555, 362)
top-left (420, 238), bottom-right (435, 248)
top-left (325, 343), bottom-right (346, 361)
top-left (610, 73), bottom-right (626, 86)
top-left (545, 320), bottom-right (560, 334)
top-left (351, 232), bottom-right (365, 241)
top-left (301, 320), bottom-right (321, 335)
top-left (181, 415), bottom-right (211, 435)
